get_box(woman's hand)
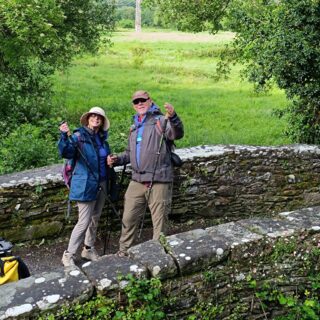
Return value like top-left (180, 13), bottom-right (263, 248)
top-left (59, 121), bottom-right (70, 134)
top-left (107, 154), bottom-right (118, 167)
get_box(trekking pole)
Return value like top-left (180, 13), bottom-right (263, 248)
top-left (63, 123), bottom-right (126, 228)
top-left (138, 113), bottom-right (169, 238)
top-left (103, 207), bottom-right (111, 254)
top-left (103, 163), bottom-right (127, 254)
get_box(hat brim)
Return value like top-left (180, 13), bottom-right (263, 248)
top-left (131, 92), bottom-right (150, 102)
top-left (80, 112), bottom-right (110, 131)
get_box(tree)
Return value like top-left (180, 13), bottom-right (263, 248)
top-left (135, 0), bottom-right (142, 32)
top-left (228, 0), bottom-right (320, 143)
top-left (144, 0), bottom-right (231, 33)
top-left (0, 0), bottom-right (115, 134)
top-left (145, 0), bottom-right (320, 143)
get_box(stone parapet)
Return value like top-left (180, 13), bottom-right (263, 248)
top-left (1, 144), bottom-right (320, 242)
top-left (1, 206), bottom-right (320, 319)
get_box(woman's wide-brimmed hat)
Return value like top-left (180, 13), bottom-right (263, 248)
top-left (80, 106), bottom-right (110, 131)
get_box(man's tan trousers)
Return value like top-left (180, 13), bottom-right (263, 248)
top-left (119, 180), bottom-right (172, 253)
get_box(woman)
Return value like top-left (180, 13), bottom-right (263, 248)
top-left (58, 106), bottom-right (111, 267)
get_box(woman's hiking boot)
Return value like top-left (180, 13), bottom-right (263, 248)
top-left (61, 251), bottom-right (75, 267)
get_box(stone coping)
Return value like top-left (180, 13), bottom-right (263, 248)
top-left (0, 144), bottom-right (319, 188)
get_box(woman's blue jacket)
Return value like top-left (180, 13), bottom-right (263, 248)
top-left (58, 126), bottom-right (111, 202)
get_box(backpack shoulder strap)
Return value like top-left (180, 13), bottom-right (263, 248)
top-left (74, 131), bottom-right (81, 139)
top-left (74, 131), bottom-right (83, 149)
top-left (16, 257), bottom-right (30, 279)
top-left (154, 116), bottom-right (174, 153)
top-left (0, 258), bottom-right (5, 277)
top-left (155, 117), bottom-right (163, 136)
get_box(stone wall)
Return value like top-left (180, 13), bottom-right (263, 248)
top-left (1, 144), bottom-right (320, 242)
top-left (1, 206), bottom-right (320, 319)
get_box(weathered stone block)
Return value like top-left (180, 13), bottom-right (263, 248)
top-left (206, 222), bottom-right (263, 261)
top-left (81, 254), bottom-right (148, 295)
top-left (166, 229), bottom-right (229, 275)
top-left (128, 240), bottom-right (177, 279)
top-left (279, 206), bottom-right (320, 231)
top-left (0, 267), bottom-right (92, 320)
top-left (238, 218), bottom-right (300, 237)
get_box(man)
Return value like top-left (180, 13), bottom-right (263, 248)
top-left (108, 90), bottom-right (184, 256)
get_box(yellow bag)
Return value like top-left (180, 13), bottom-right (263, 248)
top-left (0, 256), bottom-right (19, 285)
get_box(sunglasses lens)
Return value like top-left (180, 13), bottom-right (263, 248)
top-left (133, 98), bottom-right (148, 104)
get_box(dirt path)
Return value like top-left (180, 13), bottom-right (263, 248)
top-left (14, 230), bottom-right (136, 274)
top-left (13, 221), bottom-right (206, 274)
top-left (116, 30), bottom-right (235, 43)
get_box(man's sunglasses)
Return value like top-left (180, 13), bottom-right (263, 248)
top-left (133, 98), bottom-right (148, 105)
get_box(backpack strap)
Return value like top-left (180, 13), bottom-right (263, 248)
top-left (73, 132), bottom-right (83, 152)
top-left (0, 258), bottom-right (4, 277)
top-left (16, 257), bottom-right (30, 279)
top-left (155, 117), bottom-right (174, 153)
top-left (155, 116), bottom-right (165, 136)
top-left (155, 118), bottom-right (162, 134)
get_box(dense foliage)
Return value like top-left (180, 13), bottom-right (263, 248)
top-left (146, 0), bottom-right (320, 143)
top-left (0, 0), bottom-right (115, 173)
top-left (229, 0), bottom-right (320, 143)
top-left (0, 122), bottom-right (58, 173)
top-left (144, 0), bottom-right (231, 32)
top-left (39, 275), bottom-right (167, 320)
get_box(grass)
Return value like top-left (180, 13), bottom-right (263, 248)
top-left (53, 30), bottom-right (290, 154)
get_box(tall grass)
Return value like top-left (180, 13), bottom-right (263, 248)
top-left (53, 30), bottom-right (290, 153)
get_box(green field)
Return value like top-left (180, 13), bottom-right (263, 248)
top-left (53, 30), bottom-right (290, 153)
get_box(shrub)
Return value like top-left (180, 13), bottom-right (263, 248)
top-left (0, 122), bottom-right (59, 174)
top-left (117, 19), bottom-right (135, 29)
top-left (131, 47), bottom-right (152, 68)
top-left (38, 275), bottom-right (167, 320)
top-left (0, 61), bottom-right (55, 137)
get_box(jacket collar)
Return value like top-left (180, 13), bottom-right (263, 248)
top-left (133, 103), bottom-right (162, 125)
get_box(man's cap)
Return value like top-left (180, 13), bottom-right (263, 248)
top-left (131, 90), bottom-right (150, 102)
top-left (80, 106), bottom-right (110, 131)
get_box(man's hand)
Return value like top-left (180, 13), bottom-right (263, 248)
top-left (164, 103), bottom-right (175, 117)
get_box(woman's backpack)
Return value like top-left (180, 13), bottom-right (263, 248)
top-left (62, 157), bottom-right (76, 189)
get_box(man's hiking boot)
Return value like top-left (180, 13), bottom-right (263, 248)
top-left (81, 247), bottom-right (100, 261)
top-left (116, 251), bottom-right (128, 258)
top-left (62, 250), bottom-right (75, 267)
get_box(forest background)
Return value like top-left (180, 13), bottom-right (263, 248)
top-left (0, 0), bottom-right (319, 174)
